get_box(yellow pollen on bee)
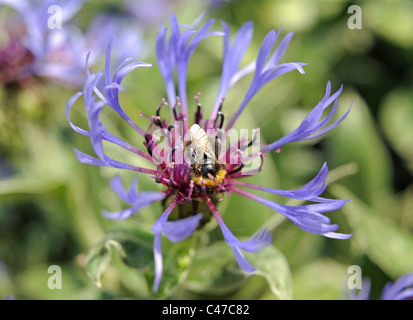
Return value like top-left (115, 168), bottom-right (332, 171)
top-left (193, 168), bottom-right (227, 188)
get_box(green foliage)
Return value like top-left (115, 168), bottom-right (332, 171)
top-left (331, 184), bottom-right (413, 279)
top-left (84, 223), bottom-right (196, 299)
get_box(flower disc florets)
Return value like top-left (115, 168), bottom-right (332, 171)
top-left (141, 92), bottom-right (262, 227)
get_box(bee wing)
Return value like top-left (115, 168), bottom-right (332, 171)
top-left (204, 142), bottom-right (217, 160)
top-left (190, 124), bottom-right (216, 160)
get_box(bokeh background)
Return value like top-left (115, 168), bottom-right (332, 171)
top-left (1, 0), bottom-right (412, 300)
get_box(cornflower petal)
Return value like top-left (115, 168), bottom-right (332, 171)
top-left (66, 87), bottom-right (154, 163)
top-left (110, 175), bottom-right (140, 205)
top-left (203, 195), bottom-right (272, 273)
top-left (234, 228), bottom-right (273, 252)
top-left (151, 199), bottom-right (177, 292)
top-left (73, 149), bottom-right (107, 167)
top-left (261, 81), bottom-right (352, 153)
top-left (155, 27), bottom-right (176, 108)
top-left (264, 31), bottom-right (293, 69)
top-left (102, 40), bottom-right (151, 137)
top-left (153, 231), bottom-right (163, 293)
top-left (152, 211), bottom-right (203, 292)
top-left (66, 91), bottom-right (88, 135)
top-left (71, 70), bottom-right (157, 174)
top-left (231, 246), bottom-right (255, 273)
top-left (66, 44), bottom-right (158, 168)
top-left (103, 175), bottom-right (166, 220)
top-left (210, 20), bottom-right (254, 119)
top-left (154, 213), bottom-right (203, 243)
top-left (227, 30), bottom-right (306, 130)
top-left (381, 272), bottom-right (413, 300)
top-left (156, 14), bottom-right (222, 123)
top-left (232, 187), bottom-right (352, 239)
top-left (101, 190), bottom-right (165, 220)
top-left (350, 273), bottom-right (413, 300)
top-left (234, 162), bottom-right (329, 200)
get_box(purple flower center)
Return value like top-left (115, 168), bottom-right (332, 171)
top-left (142, 94), bottom-right (262, 225)
top-left (0, 35), bottom-right (34, 87)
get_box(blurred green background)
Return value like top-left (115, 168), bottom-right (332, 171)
top-left (1, 0), bottom-right (413, 300)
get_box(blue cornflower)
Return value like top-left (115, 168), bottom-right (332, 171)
top-left (0, 0), bottom-right (85, 86)
top-left (0, 0), bottom-right (143, 88)
top-left (350, 273), bottom-right (413, 300)
top-left (67, 14), bottom-right (352, 292)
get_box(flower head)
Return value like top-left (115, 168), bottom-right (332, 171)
top-left (0, 0), bottom-right (143, 88)
top-left (68, 14), bottom-right (352, 292)
top-left (0, 0), bottom-right (85, 86)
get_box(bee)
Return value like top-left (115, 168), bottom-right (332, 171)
top-left (185, 124), bottom-right (227, 192)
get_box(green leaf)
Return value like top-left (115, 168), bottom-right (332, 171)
top-left (326, 90), bottom-right (392, 206)
top-left (292, 259), bottom-right (349, 300)
top-left (85, 223), bottom-right (196, 299)
top-left (184, 241), bottom-right (247, 296)
top-left (330, 184), bottom-right (413, 278)
top-left (14, 263), bottom-right (100, 300)
top-left (86, 239), bottom-right (126, 288)
top-left (379, 89), bottom-right (413, 174)
top-left (245, 245), bottom-right (293, 300)
top-left (364, 0), bottom-right (413, 48)
top-left (0, 178), bottom-right (62, 197)
top-left (152, 235), bottom-right (196, 299)
top-left (184, 241), bottom-right (292, 300)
